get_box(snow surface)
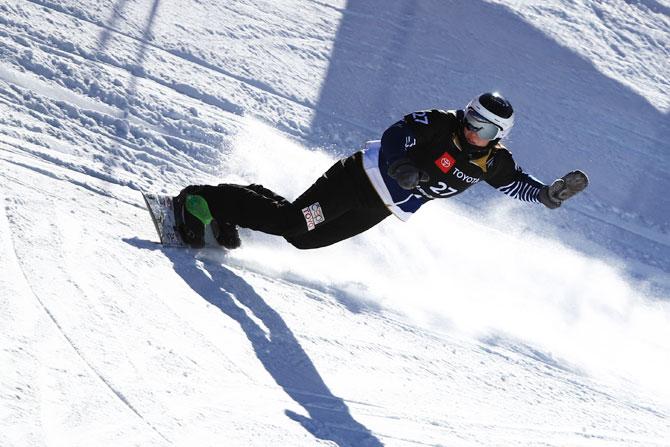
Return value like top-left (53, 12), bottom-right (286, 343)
top-left (1, 0), bottom-right (669, 446)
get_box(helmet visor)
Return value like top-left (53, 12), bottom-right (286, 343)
top-left (464, 109), bottom-right (502, 140)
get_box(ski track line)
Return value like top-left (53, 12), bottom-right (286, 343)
top-left (0, 158), bottom-right (255, 386)
top-left (11, 0), bottom-right (379, 139)
top-left (0, 153), bottom-right (145, 212)
top-left (0, 142), bottom-right (291, 391)
top-left (573, 206), bottom-right (670, 250)
top-left (0, 141), bottom-right (138, 192)
top-left (22, 0), bottom-right (305, 108)
top-left (1, 197), bottom-right (173, 446)
top-left (0, 101), bottom-right (219, 200)
top-left (0, 59), bottom-right (222, 156)
top-left (0, 67), bottom-right (226, 178)
top-left (459, 198), bottom-right (670, 277)
top-left (0, 139), bottom-right (145, 210)
top-left (14, 0), bottom-right (303, 109)
top-left (0, 25), bottom-right (238, 147)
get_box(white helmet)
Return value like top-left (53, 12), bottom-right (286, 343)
top-left (464, 92), bottom-right (515, 140)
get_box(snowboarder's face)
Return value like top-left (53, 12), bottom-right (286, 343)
top-left (463, 127), bottom-right (491, 148)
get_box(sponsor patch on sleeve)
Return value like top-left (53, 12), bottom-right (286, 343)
top-left (435, 152), bottom-right (456, 173)
top-left (302, 202), bottom-right (325, 231)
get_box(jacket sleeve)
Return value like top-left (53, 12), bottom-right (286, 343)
top-left (485, 148), bottom-right (546, 203)
top-left (378, 111), bottom-right (431, 172)
top-left (380, 119), bottom-right (416, 172)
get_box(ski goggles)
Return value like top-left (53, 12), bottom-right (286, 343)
top-left (464, 109), bottom-right (503, 140)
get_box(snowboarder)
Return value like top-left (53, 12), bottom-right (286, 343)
top-left (173, 92), bottom-right (588, 249)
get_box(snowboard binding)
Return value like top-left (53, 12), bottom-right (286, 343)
top-left (173, 192), bottom-right (241, 249)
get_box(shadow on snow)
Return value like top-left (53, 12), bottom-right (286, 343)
top-left (126, 238), bottom-right (383, 447)
top-left (307, 0), bottom-right (669, 276)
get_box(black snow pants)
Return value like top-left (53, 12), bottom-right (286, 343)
top-left (184, 151), bottom-right (391, 249)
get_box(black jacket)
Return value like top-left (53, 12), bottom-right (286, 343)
top-left (374, 109), bottom-right (545, 217)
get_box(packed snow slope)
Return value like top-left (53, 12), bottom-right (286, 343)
top-left (1, 0), bottom-right (669, 446)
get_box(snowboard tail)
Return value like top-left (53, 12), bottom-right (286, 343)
top-left (142, 193), bottom-right (185, 247)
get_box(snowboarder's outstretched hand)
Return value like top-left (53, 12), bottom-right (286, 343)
top-left (388, 158), bottom-right (430, 190)
top-left (539, 170), bottom-right (589, 209)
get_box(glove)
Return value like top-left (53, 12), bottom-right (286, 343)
top-left (539, 170), bottom-right (589, 209)
top-left (387, 158), bottom-right (430, 190)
